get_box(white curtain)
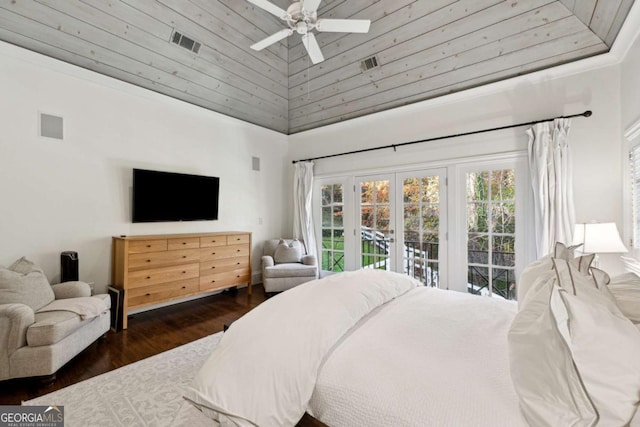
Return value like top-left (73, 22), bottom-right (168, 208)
top-left (527, 118), bottom-right (575, 258)
top-left (293, 161), bottom-right (317, 257)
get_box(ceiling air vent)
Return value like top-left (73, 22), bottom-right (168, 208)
top-left (171, 31), bottom-right (201, 54)
top-left (361, 55), bottom-right (379, 72)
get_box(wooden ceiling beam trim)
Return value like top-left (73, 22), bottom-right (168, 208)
top-left (605, 0), bottom-right (635, 46)
top-left (289, 42), bottom-right (605, 133)
top-left (288, 0), bottom-right (462, 75)
top-left (27, 0), bottom-right (287, 116)
top-left (119, 0), bottom-right (288, 87)
top-left (590, 0), bottom-right (624, 45)
top-left (289, 1), bottom-right (569, 110)
top-left (571, 0), bottom-right (598, 27)
top-left (289, 28), bottom-right (605, 128)
top-left (0, 26), bottom-right (287, 132)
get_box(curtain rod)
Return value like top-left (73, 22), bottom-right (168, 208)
top-left (291, 110), bottom-right (592, 164)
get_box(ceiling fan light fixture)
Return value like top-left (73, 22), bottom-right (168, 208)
top-left (248, 0), bottom-right (371, 64)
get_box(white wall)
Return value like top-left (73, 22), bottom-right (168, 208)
top-left (621, 30), bottom-right (640, 131)
top-left (289, 62), bottom-right (624, 273)
top-left (0, 41), bottom-right (289, 294)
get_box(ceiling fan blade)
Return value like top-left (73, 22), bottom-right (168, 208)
top-left (246, 0), bottom-right (289, 19)
top-left (250, 28), bottom-right (293, 51)
top-left (302, 0), bottom-right (322, 14)
top-left (301, 33), bottom-right (325, 64)
top-left (316, 19), bottom-right (371, 33)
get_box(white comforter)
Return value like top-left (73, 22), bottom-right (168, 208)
top-left (184, 269), bottom-right (419, 426)
top-left (185, 269), bottom-right (526, 426)
top-left (309, 286), bottom-right (526, 426)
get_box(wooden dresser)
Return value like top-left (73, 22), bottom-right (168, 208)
top-left (111, 232), bottom-right (251, 329)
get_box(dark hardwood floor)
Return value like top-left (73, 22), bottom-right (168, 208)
top-left (0, 285), bottom-right (267, 405)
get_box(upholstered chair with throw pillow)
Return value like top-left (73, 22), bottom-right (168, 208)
top-left (0, 257), bottom-right (110, 381)
top-left (262, 239), bottom-right (318, 294)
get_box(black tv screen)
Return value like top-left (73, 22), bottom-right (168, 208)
top-left (132, 169), bottom-right (219, 223)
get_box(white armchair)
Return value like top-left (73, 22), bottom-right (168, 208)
top-left (0, 257), bottom-right (110, 381)
top-left (261, 239), bottom-right (318, 294)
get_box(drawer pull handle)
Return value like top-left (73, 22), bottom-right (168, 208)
top-left (182, 242), bottom-right (187, 245)
top-left (211, 280), bottom-right (216, 283)
top-left (211, 266), bottom-right (216, 269)
top-left (182, 286), bottom-right (186, 289)
top-left (212, 240), bottom-right (216, 243)
top-left (212, 252), bottom-right (216, 255)
top-left (146, 259), bottom-right (151, 263)
top-left (182, 271), bottom-right (186, 274)
top-left (182, 256), bottom-right (187, 258)
top-left (236, 249), bottom-right (240, 252)
top-left (146, 276), bottom-right (151, 279)
top-left (146, 293), bottom-right (151, 296)
top-left (236, 275), bottom-right (240, 278)
top-left (146, 245), bottom-right (151, 248)
top-left (236, 262), bottom-right (240, 265)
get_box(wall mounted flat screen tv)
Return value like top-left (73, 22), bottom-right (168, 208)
top-left (132, 168), bottom-right (219, 223)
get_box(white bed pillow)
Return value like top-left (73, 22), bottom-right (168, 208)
top-left (551, 259), bottom-right (640, 426)
top-left (509, 272), bottom-right (597, 426)
top-left (609, 272), bottom-right (640, 323)
top-left (517, 244), bottom-right (592, 308)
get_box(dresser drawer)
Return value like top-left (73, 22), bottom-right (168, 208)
top-left (128, 249), bottom-right (200, 271)
top-left (200, 268), bottom-right (251, 291)
top-left (227, 234), bottom-right (250, 245)
top-left (200, 235), bottom-right (227, 248)
top-left (167, 237), bottom-right (200, 250)
top-left (127, 278), bottom-right (199, 308)
top-left (128, 239), bottom-right (168, 253)
top-left (200, 244), bottom-right (250, 261)
top-left (128, 263), bottom-right (199, 289)
top-left (200, 257), bottom-right (249, 274)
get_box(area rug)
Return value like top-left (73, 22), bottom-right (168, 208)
top-left (24, 333), bottom-right (223, 427)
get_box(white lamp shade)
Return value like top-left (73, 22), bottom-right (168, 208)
top-left (572, 223), bottom-right (628, 253)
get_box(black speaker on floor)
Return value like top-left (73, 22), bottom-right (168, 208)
top-left (107, 286), bottom-right (124, 332)
top-left (60, 251), bottom-right (79, 282)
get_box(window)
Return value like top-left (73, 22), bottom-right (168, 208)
top-left (312, 155), bottom-right (532, 296)
top-left (320, 184), bottom-right (345, 272)
top-left (400, 174), bottom-right (443, 287)
top-left (466, 169), bottom-right (516, 300)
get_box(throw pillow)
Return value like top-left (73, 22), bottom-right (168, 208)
top-left (273, 240), bottom-right (302, 264)
top-left (0, 258), bottom-right (55, 311)
top-left (9, 256), bottom-right (42, 274)
top-left (517, 249), bottom-right (593, 309)
top-left (508, 272), bottom-right (597, 426)
top-left (550, 259), bottom-right (640, 426)
top-left (609, 272), bottom-right (640, 323)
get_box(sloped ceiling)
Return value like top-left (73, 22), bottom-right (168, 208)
top-left (0, 0), bottom-right (634, 134)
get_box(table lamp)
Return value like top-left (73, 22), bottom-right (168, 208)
top-left (572, 222), bottom-right (628, 267)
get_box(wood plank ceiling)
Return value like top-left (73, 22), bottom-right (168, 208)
top-left (0, 0), bottom-right (634, 134)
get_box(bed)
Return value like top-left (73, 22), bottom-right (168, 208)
top-left (183, 265), bottom-right (640, 427)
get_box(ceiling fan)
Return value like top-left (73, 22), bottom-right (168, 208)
top-left (247, 0), bottom-right (371, 64)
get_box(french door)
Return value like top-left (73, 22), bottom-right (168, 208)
top-left (356, 169), bottom-right (447, 286)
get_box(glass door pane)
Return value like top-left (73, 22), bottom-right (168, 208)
top-left (320, 184), bottom-right (345, 272)
top-left (466, 169), bottom-right (517, 299)
top-left (397, 170), bottom-right (446, 287)
top-left (358, 176), bottom-right (394, 271)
